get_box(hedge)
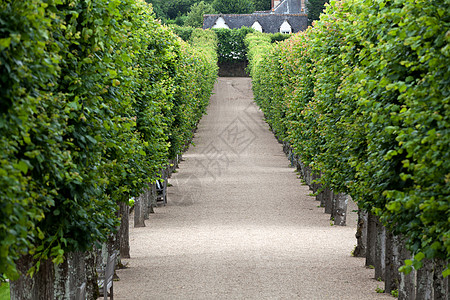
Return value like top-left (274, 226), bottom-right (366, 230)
top-left (0, 0), bottom-right (217, 280)
top-left (214, 27), bottom-right (255, 63)
top-left (247, 0), bottom-right (449, 274)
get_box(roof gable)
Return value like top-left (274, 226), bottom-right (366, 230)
top-left (203, 14), bottom-right (307, 34)
top-left (212, 16), bottom-right (230, 29)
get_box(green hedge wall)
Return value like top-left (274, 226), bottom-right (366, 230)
top-left (0, 0), bottom-right (217, 279)
top-left (247, 0), bottom-right (449, 274)
top-left (214, 27), bottom-right (255, 63)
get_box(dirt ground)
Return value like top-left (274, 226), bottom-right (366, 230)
top-left (114, 78), bottom-right (393, 299)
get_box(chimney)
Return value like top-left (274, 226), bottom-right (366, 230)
top-left (272, 0), bottom-right (281, 9)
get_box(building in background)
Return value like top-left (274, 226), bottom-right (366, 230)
top-left (203, 0), bottom-right (308, 34)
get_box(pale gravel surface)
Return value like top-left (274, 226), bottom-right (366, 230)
top-left (115, 78), bottom-right (392, 300)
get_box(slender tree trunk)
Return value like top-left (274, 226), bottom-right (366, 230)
top-left (354, 209), bottom-right (367, 257)
top-left (311, 172), bottom-right (319, 193)
top-left (149, 183), bottom-right (157, 213)
top-left (416, 259), bottom-right (433, 300)
top-left (330, 191), bottom-right (337, 221)
top-left (304, 165), bottom-right (311, 186)
top-left (334, 193), bottom-right (348, 226)
top-left (143, 187), bottom-right (149, 220)
top-left (385, 231), bottom-right (401, 294)
top-left (119, 201), bottom-right (130, 259)
top-left (375, 218), bottom-right (386, 281)
top-left (398, 238), bottom-right (415, 300)
top-left (85, 250), bottom-right (99, 300)
top-left (134, 194), bottom-right (146, 227)
top-left (324, 188), bottom-right (333, 215)
top-left (316, 184), bottom-right (324, 207)
top-left (433, 259), bottom-right (448, 299)
top-left (366, 212), bottom-right (377, 268)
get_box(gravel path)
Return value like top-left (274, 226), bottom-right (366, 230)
top-left (115, 78), bottom-right (392, 300)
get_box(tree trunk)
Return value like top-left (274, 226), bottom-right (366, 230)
top-left (366, 212), bottom-right (377, 268)
top-left (119, 201), bottom-right (130, 259)
top-left (149, 183), bottom-right (157, 213)
top-left (316, 185), bottom-right (325, 207)
top-left (10, 255), bottom-right (54, 300)
top-left (11, 252), bottom-right (90, 300)
top-left (84, 250), bottom-right (99, 300)
top-left (134, 193), bottom-right (146, 227)
top-left (304, 165), bottom-right (311, 187)
top-left (416, 259), bottom-right (433, 300)
top-left (324, 188), bottom-right (333, 215)
top-left (311, 172), bottom-right (319, 194)
top-left (143, 187), bottom-right (149, 220)
top-left (354, 209), bottom-right (367, 257)
top-left (330, 191), bottom-right (336, 221)
top-left (374, 218), bottom-right (386, 281)
top-left (54, 252), bottom-right (86, 299)
top-left (398, 238), bottom-right (415, 300)
top-left (385, 231), bottom-right (401, 294)
top-left (333, 193), bottom-right (348, 226)
top-left (433, 259), bottom-right (448, 300)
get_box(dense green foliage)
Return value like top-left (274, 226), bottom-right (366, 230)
top-left (253, 0), bottom-right (271, 11)
top-left (214, 27), bottom-right (255, 63)
top-left (269, 33), bottom-right (291, 43)
top-left (184, 1), bottom-right (216, 28)
top-left (247, 0), bottom-right (449, 274)
top-left (306, 0), bottom-right (329, 26)
top-left (212, 0), bottom-right (254, 14)
top-left (0, 0), bottom-right (217, 280)
top-left (147, 0), bottom-right (197, 21)
top-left (147, 0), bottom-right (269, 25)
top-left (170, 25), bottom-right (196, 42)
top-left (0, 282), bottom-right (9, 300)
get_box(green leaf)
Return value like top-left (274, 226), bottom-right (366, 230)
top-left (0, 37), bottom-right (12, 50)
top-left (14, 160), bottom-right (29, 174)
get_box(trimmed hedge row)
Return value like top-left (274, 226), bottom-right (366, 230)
top-left (247, 0), bottom-right (449, 274)
top-left (0, 0), bottom-right (217, 280)
top-left (213, 27), bottom-right (291, 64)
top-left (214, 27), bottom-right (255, 63)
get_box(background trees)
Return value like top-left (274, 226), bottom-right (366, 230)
top-left (185, 1), bottom-right (216, 28)
top-left (146, 0), bottom-right (272, 27)
top-left (306, 0), bottom-right (328, 25)
top-left (212, 0), bottom-right (254, 14)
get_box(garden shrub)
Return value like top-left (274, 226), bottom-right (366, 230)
top-left (214, 27), bottom-right (255, 63)
top-left (169, 25), bottom-right (195, 41)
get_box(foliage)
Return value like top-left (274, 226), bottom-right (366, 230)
top-left (247, 0), bottom-right (450, 274)
top-left (306, 0), bottom-right (329, 26)
top-left (147, 0), bottom-right (195, 20)
top-left (170, 25), bottom-right (195, 41)
top-left (169, 29), bottom-right (218, 158)
top-left (253, 0), bottom-right (271, 11)
top-left (0, 0), bottom-right (217, 280)
top-left (212, 0), bottom-right (254, 14)
top-left (214, 27), bottom-right (255, 63)
top-left (0, 282), bottom-right (9, 300)
top-left (391, 289), bottom-right (399, 298)
top-left (185, 1), bottom-right (216, 28)
top-left (269, 33), bottom-right (291, 43)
